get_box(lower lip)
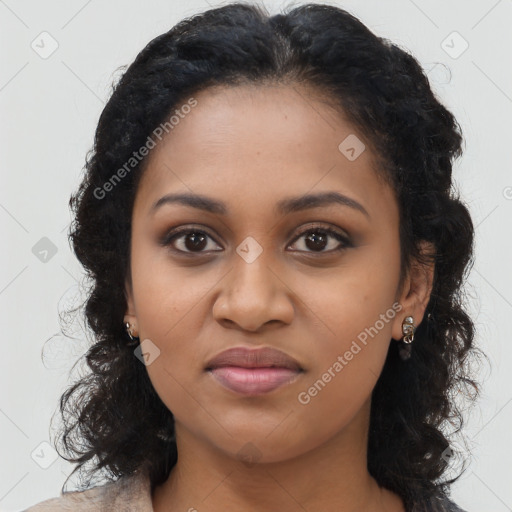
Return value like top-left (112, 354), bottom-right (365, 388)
top-left (207, 366), bottom-right (302, 395)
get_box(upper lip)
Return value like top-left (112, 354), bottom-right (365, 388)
top-left (205, 346), bottom-right (303, 371)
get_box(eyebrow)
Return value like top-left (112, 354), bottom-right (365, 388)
top-left (150, 191), bottom-right (370, 218)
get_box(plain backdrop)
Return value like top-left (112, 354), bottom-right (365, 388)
top-left (1, 0), bottom-right (511, 511)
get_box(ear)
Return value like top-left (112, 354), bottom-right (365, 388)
top-left (391, 241), bottom-right (435, 341)
top-left (123, 276), bottom-right (137, 329)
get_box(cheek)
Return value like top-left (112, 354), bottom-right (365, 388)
top-left (130, 234), bottom-right (210, 336)
top-left (133, 271), bottom-right (210, 369)
top-left (293, 285), bottom-right (400, 449)
top-left (301, 285), bottom-right (398, 408)
top-left (303, 240), bottom-right (401, 395)
top-left (135, 292), bottom-right (209, 425)
top-left (312, 246), bottom-right (400, 341)
top-left (128, 246), bottom-right (209, 394)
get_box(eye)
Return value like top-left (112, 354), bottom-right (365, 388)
top-left (160, 223), bottom-right (352, 256)
top-left (288, 225), bottom-right (352, 253)
top-left (161, 226), bottom-right (222, 254)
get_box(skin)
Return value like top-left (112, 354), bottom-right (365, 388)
top-left (124, 83), bottom-right (434, 512)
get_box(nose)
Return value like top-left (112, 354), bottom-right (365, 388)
top-left (212, 252), bottom-right (294, 333)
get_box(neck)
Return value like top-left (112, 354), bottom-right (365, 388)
top-left (152, 400), bottom-right (405, 512)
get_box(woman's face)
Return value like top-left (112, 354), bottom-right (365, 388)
top-left (125, 84), bottom-right (429, 465)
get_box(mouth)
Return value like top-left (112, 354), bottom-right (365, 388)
top-left (205, 346), bottom-right (304, 396)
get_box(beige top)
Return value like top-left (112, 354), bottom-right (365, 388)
top-left (22, 468), bottom-right (153, 511)
top-left (22, 467), bottom-right (467, 512)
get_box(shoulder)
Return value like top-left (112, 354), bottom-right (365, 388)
top-left (21, 480), bottom-right (118, 512)
top-left (22, 468), bottom-right (153, 511)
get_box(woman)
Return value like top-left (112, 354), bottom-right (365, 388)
top-left (24, 2), bottom-right (481, 511)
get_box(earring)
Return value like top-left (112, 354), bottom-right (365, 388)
top-left (398, 316), bottom-right (415, 361)
top-left (125, 321), bottom-right (140, 345)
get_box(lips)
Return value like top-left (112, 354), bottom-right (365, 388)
top-left (205, 346), bottom-right (304, 396)
top-left (205, 346), bottom-right (303, 372)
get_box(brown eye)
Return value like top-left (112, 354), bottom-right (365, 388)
top-left (288, 226), bottom-right (352, 253)
top-left (161, 228), bottom-right (222, 254)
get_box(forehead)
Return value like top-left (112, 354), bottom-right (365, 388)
top-left (134, 83), bottom-right (395, 222)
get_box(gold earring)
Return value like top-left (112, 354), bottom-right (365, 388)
top-left (399, 316), bottom-right (415, 361)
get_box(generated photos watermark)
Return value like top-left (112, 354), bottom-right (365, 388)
top-left (297, 301), bottom-right (403, 405)
top-left (93, 97), bottom-right (198, 200)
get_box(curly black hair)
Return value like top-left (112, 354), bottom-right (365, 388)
top-left (51, 2), bottom-right (486, 509)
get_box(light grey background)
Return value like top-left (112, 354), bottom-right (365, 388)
top-left (1, 0), bottom-right (511, 510)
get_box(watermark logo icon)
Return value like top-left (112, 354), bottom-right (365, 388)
top-left (338, 134), bottom-right (365, 161)
top-left (236, 236), bottom-right (263, 264)
top-left (441, 446), bottom-right (454, 463)
top-left (32, 237), bottom-right (58, 263)
top-left (134, 339), bottom-right (161, 365)
top-left (236, 442), bottom-right (263, 468)
top-left (441, 31), bottom-right (469, 59)
top-left (31, 31), bottom-right (59, 59)
top-left (31, 441), bottom-right (59, 469)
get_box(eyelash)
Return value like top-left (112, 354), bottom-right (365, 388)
top-left (160, 223), bottom-right (353, 256)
